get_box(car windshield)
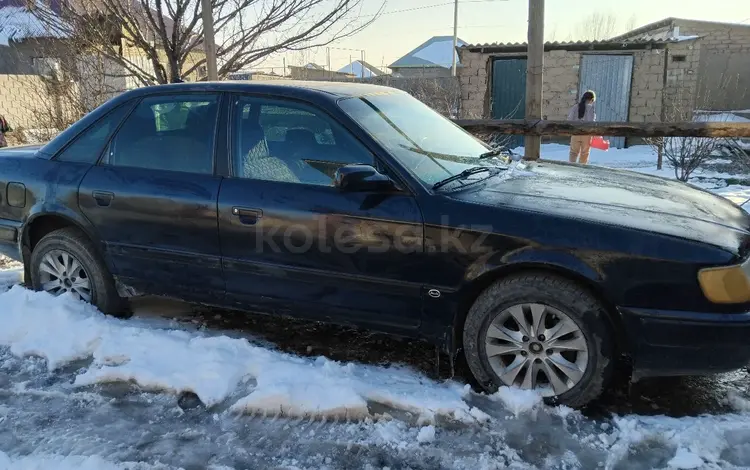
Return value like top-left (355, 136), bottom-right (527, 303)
top-left (337, 92), bottom-right (497, 187)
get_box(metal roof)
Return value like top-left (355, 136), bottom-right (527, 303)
top-left (389, 35), bottom-right (468, 69)
top-left (610, 17), bottom-right (750, 42)
top-left (460, 37), bottom-right (699, 53)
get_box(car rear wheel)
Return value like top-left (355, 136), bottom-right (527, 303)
top-left (462, 273), bottom-right (614, 408)
top-left (30, 227), bottom-right (130, 318)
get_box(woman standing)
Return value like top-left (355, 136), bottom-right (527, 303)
top-left (567, 90), bottom-right (596, 164)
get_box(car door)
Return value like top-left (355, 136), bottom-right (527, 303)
top-left (218, 94), bottom-right (425, 330)
top-left (78, 92), bottom-right (226, 301)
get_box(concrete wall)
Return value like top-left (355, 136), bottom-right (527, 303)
top-left (663, 41), bottom-right (702, 119)
top-left (0, 74), bottom-right (58, 132)
top-left (458, 43), bottom-right (701, 124)
top-left (620, 19), bottom-right (750, 110)
top-left (675, 20), bottom-right (750, 110)
top-left (391, 66), bottom-right (453, 79)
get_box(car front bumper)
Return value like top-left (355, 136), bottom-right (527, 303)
top-left (620, 307), bottom-right (750, 380)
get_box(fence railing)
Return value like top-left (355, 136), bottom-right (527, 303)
top-left (453, 120), bottom-right (750, 138)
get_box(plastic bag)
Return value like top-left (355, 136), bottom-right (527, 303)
top-left (591, 136), bottom-right (610, 151)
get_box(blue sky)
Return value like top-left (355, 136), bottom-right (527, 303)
top-left (260, 0), bottom-right (750, 72)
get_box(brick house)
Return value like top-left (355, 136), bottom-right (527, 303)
top-left (610, 18), bottom-right (750, 111)
top-left (457, 37), bottom-right (701, 148)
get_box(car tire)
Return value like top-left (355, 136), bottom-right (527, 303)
top-left (462, 272), bottom-right (614, 408)
top-left (30, 227), bottom-right (131, 318)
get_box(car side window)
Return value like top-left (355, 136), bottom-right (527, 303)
top-left (102, 94), bottom-right (219, 174)
top-left (55, 102), bottom-right (134, 164)
top-left (232, 96), bottom-right (374, 186)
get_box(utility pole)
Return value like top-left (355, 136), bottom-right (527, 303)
top-left (201, 0), bottom-right (218, 80)
top-left (361, 50), bottom-right (365, 78)
top-left (283, 57), bottom-right (287, 77)
top-left (326, 47), bottom-right (331, 78)
top-left (451, 0), bottom-right (458, 77)
top-left (524, 0), bottom-right (544, 160)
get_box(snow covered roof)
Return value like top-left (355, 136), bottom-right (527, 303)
top-left (389, 36), bottom-right (468, 70)
top-left (0, 4), bottom-right (68, 46)
top-left (336, 60), bottom-right (383, 78)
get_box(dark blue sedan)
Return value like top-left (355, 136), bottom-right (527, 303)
top-left (1, 81), bottom-right (750, 407)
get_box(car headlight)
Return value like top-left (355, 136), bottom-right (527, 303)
top-left (698, 259), bottom-right (750, 304)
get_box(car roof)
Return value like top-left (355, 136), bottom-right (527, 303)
top-left (121, 80), bottom-right (405, 101)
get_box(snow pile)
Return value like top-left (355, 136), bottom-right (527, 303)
top-left (0, 451), bottom-right (155, 470)
top-left (668, 448), bottom-right (704, 469)
top-left (0, 286), bottom-right (474, 421)
top-left (726, 390), bottom-right (750, 412)
top-left (416, 425), bottom-right (436, 444)
top-left (0, 268), bottom-right (22, 289)
top-left (490, 386), bottom-right (542, 417)
top-left (607, 413), bottom-right (750, 470)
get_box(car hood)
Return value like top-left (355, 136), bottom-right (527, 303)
top-left (447, 160), bottom-right (750, 257)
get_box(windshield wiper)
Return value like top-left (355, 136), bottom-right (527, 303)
top-left (432, 166), bottom-right (496, 190)
top-left (478, 147), bottom-right (507, 159)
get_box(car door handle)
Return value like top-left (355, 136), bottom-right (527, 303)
top-left (92, 190), bottom-right (114, 207)
top-left (232, 207), bottom-right (263, 225)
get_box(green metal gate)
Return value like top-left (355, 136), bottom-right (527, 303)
top-left (491, 58), bottom-right (527, 149)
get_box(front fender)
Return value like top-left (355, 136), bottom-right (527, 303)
top-left (463, 246), bottom-right (604, 286)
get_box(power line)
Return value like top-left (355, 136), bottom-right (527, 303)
top-left (363, 0), bottom-right (508, 19)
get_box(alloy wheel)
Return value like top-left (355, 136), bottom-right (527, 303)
top-left (483, 303), bottom-right (589, 397)
top-left (38, 249), bottom-right (92, 302)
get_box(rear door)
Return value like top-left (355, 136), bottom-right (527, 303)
top-left (217, 94), bottom-right (425, 330)
top-left (78, 92), bottom-right (226, 301)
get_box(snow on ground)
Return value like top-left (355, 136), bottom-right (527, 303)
top-left (1, 271), bottom-right (750, 469)
top-left (2, 142), bottom-right (750, 468)
top-left (0, 285), bottom-right (474, 422)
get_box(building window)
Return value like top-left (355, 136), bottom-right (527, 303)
top-left (672, 55), bottom-right (687, 62)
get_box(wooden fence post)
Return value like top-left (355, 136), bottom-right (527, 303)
top-left (524, 0), bottom-right (544, 160)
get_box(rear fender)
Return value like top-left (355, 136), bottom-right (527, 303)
top-left (21, 203), bottom-right (109, 270)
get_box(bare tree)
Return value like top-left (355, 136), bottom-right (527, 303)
top-left (33, 0), bottom-right (384, 85)
top-left (574, 12), bottom-right (619, 41)
top-left (645, 88), bottom-right (740, 182)
top-left (624, 14), bottom-right (638, 33)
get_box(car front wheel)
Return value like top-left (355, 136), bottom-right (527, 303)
top-left (30, 227), bottom-right (130, 318)
top-left (462, 273), bottom-right (614, 408)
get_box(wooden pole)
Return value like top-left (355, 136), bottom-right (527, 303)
top-left (657, 48), bottom-right (669, 170)
top-left (201, 0), bottom-right (218, 81)
top-left (524, 0), bottom-right (544, 160)
top-left (451, 0), bottom-right (459, 77)
top-left (453, 119), bottom-right (750, 138)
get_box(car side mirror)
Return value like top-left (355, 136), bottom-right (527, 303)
top-left (334, 164), bottom-right (397, 192)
